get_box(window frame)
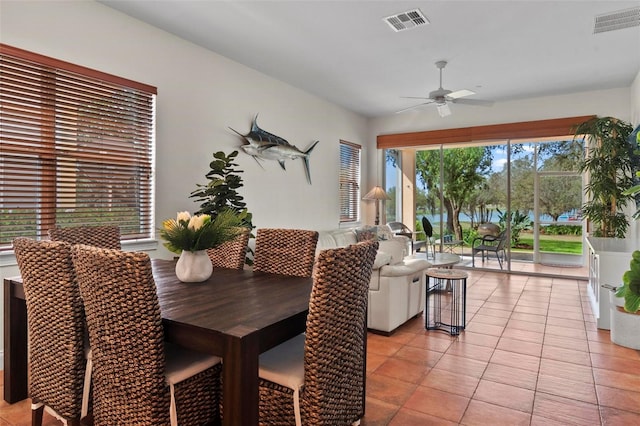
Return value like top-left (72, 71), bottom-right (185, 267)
top-left (0, 44), bottom-right (157, 250)
top-left (339, 140), bottom-right (361, 223)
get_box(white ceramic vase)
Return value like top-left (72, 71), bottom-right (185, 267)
top-left (175, 250), bottom-right (213, 283)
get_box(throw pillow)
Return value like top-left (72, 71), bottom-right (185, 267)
top-left (376, 224), bottom-right (394, 241)
top-left (355, 225), bottom-right (394, 242)
top-left (355, 227), bottom-right (377, 242)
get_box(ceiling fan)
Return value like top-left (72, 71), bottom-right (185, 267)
top-left (397, 60), bottom-right (494, 116)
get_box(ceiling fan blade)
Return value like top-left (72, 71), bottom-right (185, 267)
top-left (395, 101), bottom-right (435, 114)
top-left (446, 89), bottom-right (475, 99)
top-left (451, 98), bottom-right (494, 106)
top-left (400, 96), bottom-right (432, 100)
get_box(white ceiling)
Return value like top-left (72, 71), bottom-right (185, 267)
top-left (99, 0), bottom-right (640, 118)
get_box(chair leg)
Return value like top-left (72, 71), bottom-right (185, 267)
top-left (31, 403), bottom-right (44, 426)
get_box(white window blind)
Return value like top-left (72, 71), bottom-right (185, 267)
top-left (339, 140), bottom-right (361, 223)
top-left (0, 44), bottom-right (156, 250)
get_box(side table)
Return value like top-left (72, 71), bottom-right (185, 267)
top-left (425, 268), bottom-right (468, 335)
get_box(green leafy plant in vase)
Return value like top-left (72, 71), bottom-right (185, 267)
top-left (617, 250), bottom-right (640, 313)
top-left (160, 208), bottom-right (244, 282)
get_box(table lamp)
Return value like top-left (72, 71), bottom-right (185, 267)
top-left (363, 186), bottom-right (390, 225)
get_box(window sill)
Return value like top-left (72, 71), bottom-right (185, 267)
top-left (1, 239), bottom-right (159, 267)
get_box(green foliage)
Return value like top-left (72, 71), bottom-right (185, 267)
top-left (160, 209), bottom-right (244, 254)
top-left (575, 117), bottom-right (636, 238)
top-left (416, 147), bottom-right (493, 239)
top-left (497, 209), bottom-right (532, 246)
top-left (622, 125), bottom-right (640, 219)
top-left (541, 224), bottom-right (582, 236)
top-left (189, 150), bottom-right (254, 264)
top-left (616, 250), bottom-right (640, 313)
top-left (190, 151), bottom-right (253, 226)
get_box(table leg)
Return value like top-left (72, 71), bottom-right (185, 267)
top-left (3, 279), bottom-right (28, 403)
top-left (223, 335), bottom-right (259, 425)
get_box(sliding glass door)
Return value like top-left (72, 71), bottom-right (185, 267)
top-left (385, 136), bottom-right (584, 272)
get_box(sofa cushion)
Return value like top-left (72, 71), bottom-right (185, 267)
top-left (316, 229), bottom-right (357, 252)
top-left (377, 239), bottom-right (406, 265)
top-left (379, 258), bottom-right (430, 277)
top-left (331, 230), bottom-right (357, 247)
top-left (372, 252), bottom-right (392, 270)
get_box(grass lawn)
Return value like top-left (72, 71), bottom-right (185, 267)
top-left (516, 236), bottom-right (582, 254)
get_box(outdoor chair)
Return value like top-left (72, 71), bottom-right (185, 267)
top-left (72, 245), bottom-right (222, 426)
top-left (472, 230), bottom-right (508, 269)
top-left (257, 240), bottom-right (378, 425)
top-left (12, 238), bottom-right (91, 426)
top-left (387, 221), bottom-right (425, 253)
top-left (421, 217), bottom-right (435, 259)
top-left (254, 228), bottom-right (319, 277)
top-left (48, 225), bottom-right (121, 250)
top-left (207, 227), bottom-right (251, 269)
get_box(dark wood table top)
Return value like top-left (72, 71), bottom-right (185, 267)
top-left (151, 259), bottom-right (314, 354)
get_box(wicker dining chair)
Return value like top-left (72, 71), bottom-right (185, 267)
top-left (71, 245), bottom-right (222, 426)
top-left (207, 227), bottom-right (251, 269)
top-left (253, 228), bottom-right (319, 277)
top-left (48, 225), bottom-right (121, 250)
top-left (12, 238), bottom-right (90, 426)
top-left (258, 240), bottom-right (378, 425)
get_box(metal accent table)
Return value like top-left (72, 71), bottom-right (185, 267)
top-left (425, 268), bottom-right (468, 335)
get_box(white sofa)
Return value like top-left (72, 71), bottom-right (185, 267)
top-left (316, 227), bottom-right (431, 334)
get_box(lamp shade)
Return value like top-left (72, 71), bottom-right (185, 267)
top-left (363, 186), bottom-right (390, 201)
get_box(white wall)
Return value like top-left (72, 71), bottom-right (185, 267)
top-left (631, 69), bottom-right (640, 126)
top-left (0, 0), bottom-right (370, 368)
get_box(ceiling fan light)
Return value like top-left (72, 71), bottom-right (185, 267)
top-left (437, 103), bottom-right (451, 117)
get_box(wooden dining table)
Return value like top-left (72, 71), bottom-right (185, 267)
top-left (3, 258), bottom-right (313, 425)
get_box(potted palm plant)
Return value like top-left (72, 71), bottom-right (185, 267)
top-left (190, 150), bottom-right (254, 265)
top-left (610, 124), bottom-right (640, 349)
top-left (575, 116), bottom-right (636, 238)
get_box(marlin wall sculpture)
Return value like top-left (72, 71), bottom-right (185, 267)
top-left (229, 115), bottom-right (319, 185)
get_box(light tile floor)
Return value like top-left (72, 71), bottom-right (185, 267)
top-left (2, 270), bottom-right (638, 425)
top-left (362, 269), bottom-right (640, 425)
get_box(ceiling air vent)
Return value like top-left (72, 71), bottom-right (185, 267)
top-left (594, 7), bottom-right (640, 34)
top-left (383, 8), bottom-right (429, 32)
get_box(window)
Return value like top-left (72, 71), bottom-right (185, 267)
top-left (0, 45), bottom-right (156, 250)
top-left (339, 140), bottom-right (361, 223)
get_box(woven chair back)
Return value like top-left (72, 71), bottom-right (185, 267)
top-left (253, 228), bottom-right (319, 277)
top-left (207, 227), bottom-right (250, 269)
top-left (302, 240), bottom-right (378, 424)
top-left (72, 245), bottom-right (169, 425)
top-left (49, 225), bottom-right (121, 250)
top-left (12, 238), bottom-right (86, 420)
